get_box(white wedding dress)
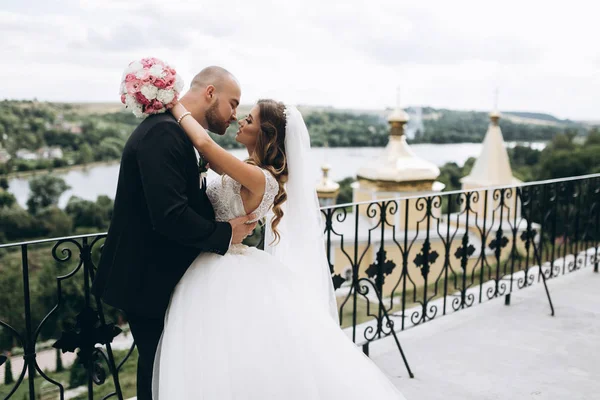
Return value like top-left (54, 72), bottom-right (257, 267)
top-left (153, 169), bottom-right (407, 399)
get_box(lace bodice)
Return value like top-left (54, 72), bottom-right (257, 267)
top-left (206, 168), bottom-right (279, 223)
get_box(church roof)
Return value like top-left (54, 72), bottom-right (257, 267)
top-left (357, 107), bottom-right (440, 183)
top-left (461, 112), bottom-right (521, 187)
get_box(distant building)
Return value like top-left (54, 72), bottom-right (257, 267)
top-left (37, 147), bottom-right (64, 160)
top-left (16, 149), bottom-right (39, 161)
top-left (327, 101), bottom-right (455, 295)
top-left (460, 110), bottom-right (521, 220)
top-left (316, 164), bottom-right (340, 207)
top-left (0, 147), bottom-right (10, 164)
top-left (69, 125), bottom-right (83, 135)
top-left (53, 114), bottom-right (83, 134)
top-left (449, 109), bottom-right (535, 264)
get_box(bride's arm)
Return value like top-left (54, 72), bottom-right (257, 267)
top-left (171, 103), bottom-right (266, 195)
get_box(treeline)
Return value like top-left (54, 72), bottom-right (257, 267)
top-left (1, 101), bottom-right (595, 176)
top-left (412, 108), bottom-right (585, 144)
top-left (0, 175), bottom-right (113, 244)
top-left (0, 101), bottom-right (133, 175)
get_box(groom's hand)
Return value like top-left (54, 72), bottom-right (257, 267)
top-left (229, 214), bottom-right (258, 244)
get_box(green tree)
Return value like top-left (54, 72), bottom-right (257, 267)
top-left (548, 132), bottom-right (576, 151)
top-left (96, 137), bottom-right (125, 161)
top-left (0, 206), bottom-right (42, 240)
top-left (37, 206), bottom-right (73, 237)
top-left (69, 356), bottom-right (88, 388)
top-left (0, 176), bottom-right (8, 190)
top-left (0, 265), bottom-right (25, 350)
top-left (438, 162), bottom-right (464, 191)
top-left (55, 348), bottom-right (64, 373)
top-left (537, 150), bottom-right (588, 180)
top-left (77, 143), bottom-right (94, 165)
top-left (4, 355), bottom-right (13, 384)
top-left (65, 196), bottom-right (111, 230)
top-left (26, 174), bottom-right (70, 215)
top-left (0, 190), bottom-right (16, 208)
top-left (336, 177), bottom-right (355, 205)
top-left (585, 128), bottom-right (600, 146)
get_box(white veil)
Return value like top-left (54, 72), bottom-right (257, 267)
top-left (264, 106), bottom-right (339, 323)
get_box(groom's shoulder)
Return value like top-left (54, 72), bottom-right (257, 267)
top-left (130, 113), bottom-right (185, 144)
top-left (137, 113), bottom-right (179, 132)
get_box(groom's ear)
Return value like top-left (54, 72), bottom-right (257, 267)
top-left (206, 85), bottom-right (216, 100)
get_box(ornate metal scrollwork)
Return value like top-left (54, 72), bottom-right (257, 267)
top-left (365, 249), bottom-right (396, 288)
top-left (53, 306), bottom-right (121, 367)
top-left (331, 273), bottom-right (346, 290)
top-left (520, 228), bottom-right (537, 250)
top-left (414, 240), bottom-right (439, 278)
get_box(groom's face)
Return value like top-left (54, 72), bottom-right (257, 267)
top-left (206, 79), bottom-right (241, 136)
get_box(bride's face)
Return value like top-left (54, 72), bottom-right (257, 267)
top-left (236, 105), bottom-right (261, 149)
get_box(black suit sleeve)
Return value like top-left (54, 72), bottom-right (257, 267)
top-left (136, 121), bottom-right (232, 255)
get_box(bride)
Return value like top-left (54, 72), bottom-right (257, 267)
top-left (153, 99), bottom-right (408, 399)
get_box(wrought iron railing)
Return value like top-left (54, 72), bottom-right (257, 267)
top-left (321, 174), bottom-right (599, 370)
top-left (0, 174), bottom-right (599, 399)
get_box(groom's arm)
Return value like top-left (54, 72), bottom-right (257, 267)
top-left (136, 121), bottom-right (232, 255)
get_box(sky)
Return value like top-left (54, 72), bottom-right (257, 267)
top-left (1, 0), bottom-right (599, 120)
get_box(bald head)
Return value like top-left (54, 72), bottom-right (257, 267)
top-left (190, 66), bottom-right (238, 92)
top-left (180, 66), bottom-right (241, 135)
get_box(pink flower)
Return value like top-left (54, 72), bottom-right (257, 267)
top-left (134, 92), bottom-right (151, 106)
top-left (154, 78), bottom-right (167, 89)
top-left (143, 74), bottom-right (157, 84)
top-left (164, 77), bottom-right (175, 89)
top-left (151, 99), bottom-right (164, 111)
top-left (163, 71), bottom-right (175, 80)
top-left (125, 80), bottom-right (141, 93)
top-left (120, 57), bottom-right (184, 118)
top-left (140, 58), bottom-right (155, 68)
top-left (142, 57), bottom-right (164, 68)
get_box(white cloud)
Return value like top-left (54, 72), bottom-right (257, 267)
top-left (1, 0), bottom-right (599, 120)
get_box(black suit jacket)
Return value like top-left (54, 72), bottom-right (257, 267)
top-left (91, 113), bottom-right (232, 318)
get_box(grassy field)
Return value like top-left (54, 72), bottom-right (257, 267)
top-left (0, 349), bottom-right (138, 400)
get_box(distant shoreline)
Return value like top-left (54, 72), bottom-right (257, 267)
top-left (5, 159), bottom-right (120, 180)
top-left (4, 140), bottom-right (548, 181)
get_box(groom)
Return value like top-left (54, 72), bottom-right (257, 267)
top-left (92, 66), bottom-right (256, 399)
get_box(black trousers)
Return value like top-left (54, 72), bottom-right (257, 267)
top-left (128, 313), bottom-right (164, 400)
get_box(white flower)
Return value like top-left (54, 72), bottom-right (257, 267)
top-left (127, 61), bottom-right (143, 75)
top-left (174, 74), bottom-right (185, 93)
top-left (149, 65), bottom-right (166, 78)
top-left (156, 89), bottom-right (175, 105)
top-left (141, 84), bottom-right (159, 100)
top-left (125, 94), bottom-right (137, 108)
top-left (135, 68), bottom-right (148, 79)
top-left (125, 94), bottom-right (145, 118)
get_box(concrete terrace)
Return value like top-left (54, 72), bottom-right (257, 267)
top-left (370, 268), bottom-right (600, 400)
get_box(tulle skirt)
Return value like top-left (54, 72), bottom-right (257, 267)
top-left (153, 245), bottom-right (406, 399)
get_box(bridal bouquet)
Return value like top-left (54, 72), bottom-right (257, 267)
top-left (119, 57), bottom-right (185, 118)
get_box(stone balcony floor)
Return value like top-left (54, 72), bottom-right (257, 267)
top-left (370, 268), bottom-right (600, 400)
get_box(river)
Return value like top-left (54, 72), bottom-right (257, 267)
top-left (7, 142), bottom-right (545, 208)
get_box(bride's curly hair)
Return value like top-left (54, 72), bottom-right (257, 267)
top-left (247, 99), bottom-right (288, 244)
